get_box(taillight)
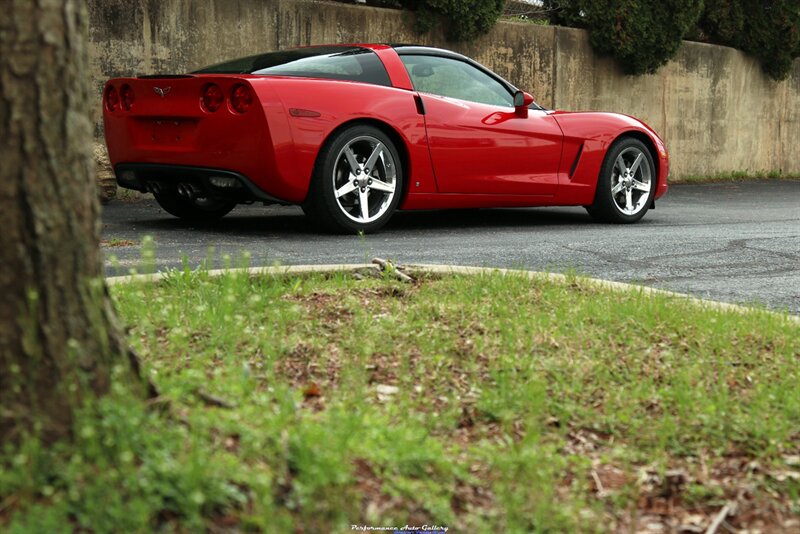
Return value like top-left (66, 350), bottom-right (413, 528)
top-left (201, 83), bottom-right (224, 112)
top-left (120, 84), bottom-right (135, 111)
top-left (105, 85), bottom-right (119, 112)
top-left (230, 84), bottom-right (253, 114)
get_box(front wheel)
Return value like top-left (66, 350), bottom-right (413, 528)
top-left (586, 137), bottom-right (655, 224)
top-left (303, 124), bottom-right (403, 234)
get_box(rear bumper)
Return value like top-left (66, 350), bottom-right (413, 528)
top-left (114, 163), bottom-right (288, 204)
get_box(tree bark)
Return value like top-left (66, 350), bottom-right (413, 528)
top-left (0, 0), bottom-right (144, 443)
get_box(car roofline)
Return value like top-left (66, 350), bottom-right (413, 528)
top-left (210, 44), bottom-right (540, 108)
top-left (363, 43), bottom-right (492, 66)
top-left (389, 44), bottom-right (471, 60)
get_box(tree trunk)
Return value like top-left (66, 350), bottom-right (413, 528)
top-left (0, 0), bottom-right (145, 443)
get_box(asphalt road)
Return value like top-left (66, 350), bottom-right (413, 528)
top-left (101, 181), bottom-right (800, 314)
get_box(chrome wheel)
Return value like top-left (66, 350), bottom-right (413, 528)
top-left (611, 147), bottom-right (652, 216)
top-left (332, 135), bottom-right (398, 224)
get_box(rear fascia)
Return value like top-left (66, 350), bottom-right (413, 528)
top-left (103, 75), bottom-right (283, 199)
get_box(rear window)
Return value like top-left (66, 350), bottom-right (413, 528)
top-left (193, 46), bottom-right (391, 87)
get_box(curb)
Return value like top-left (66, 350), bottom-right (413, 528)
top-left (104, 263), bottom-right (374, 286)
top-left (105, 262), bottom-right (799, 323)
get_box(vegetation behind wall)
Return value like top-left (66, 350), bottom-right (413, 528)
top-left (399, 0), bottom-right (507, 41)
top-left (700, 0), bottom-right (800, 80)
top-left (363, 0), bottom-right (800, 80)
top-left (564, 0), bottom-right (705, 75)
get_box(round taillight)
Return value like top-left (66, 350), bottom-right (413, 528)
top-left (202, 83), bottom-right (224, 112)
top-left (230, 84), bottom-right (253, 114)
top-left (120, 84), bottom-right (135, 111)
top-left (105, 85), bottom-right (119, 112)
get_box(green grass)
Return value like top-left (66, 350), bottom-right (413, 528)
top-left (674, 169), bottom-right (800, 183)
top-left (2, 269), bottom-right (799, 532)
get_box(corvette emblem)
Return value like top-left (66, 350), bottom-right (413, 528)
top-left (153, 86), bottom-right (171, 98)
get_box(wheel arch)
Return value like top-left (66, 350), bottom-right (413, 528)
top-left (312, 118), bottom-right (411, 204)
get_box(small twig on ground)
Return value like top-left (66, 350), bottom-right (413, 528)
top-left (372, 257), bottom-right (414, 283)
top-left (591, 469), bottom-right (606, 497)
top-left (196, 389), bottom-right (236, 409)
top-left (705, 501), bottom-right (737, 534)
top-left (144, 395), bottom-right (171, 411)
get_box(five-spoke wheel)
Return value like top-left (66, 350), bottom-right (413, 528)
top-left (586, 137), bottom-right (656, 223)
top-left (303, 124), bottom-right (403, 233)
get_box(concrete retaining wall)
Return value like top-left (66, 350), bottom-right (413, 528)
top-left (89, 0), bottom-right (800, 182)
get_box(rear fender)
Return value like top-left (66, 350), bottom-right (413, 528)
top-left (312, 118), bottom-right (414, 206)
top-left (263, 78), bottom-right (436, 203)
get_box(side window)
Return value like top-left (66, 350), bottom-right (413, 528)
top-left (400, 55), bottom-right (513, 108)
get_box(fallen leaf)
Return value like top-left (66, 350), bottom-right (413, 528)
top-left (303, 382), bottom-right (322, 398)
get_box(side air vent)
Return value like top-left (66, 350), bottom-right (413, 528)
top-left (569, 143), bottom-right (584, 178)
top-left (414, 95), bottom-right (426, 116)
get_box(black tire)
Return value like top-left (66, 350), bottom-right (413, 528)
top-left (586, 137), bottom-right (656, 224)
top-left (303, 124), bottom-right (404, 234)
top-left (154, 191), bottom-right (236, 222)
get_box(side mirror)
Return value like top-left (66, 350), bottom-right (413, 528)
top-left (513, 90), bottom-right (534, 117)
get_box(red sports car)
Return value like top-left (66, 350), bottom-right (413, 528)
top-left (103, 44), bottom-right (669, 233)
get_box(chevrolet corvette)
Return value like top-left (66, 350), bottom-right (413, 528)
top-left (103, 44), bottom-right (669, 233)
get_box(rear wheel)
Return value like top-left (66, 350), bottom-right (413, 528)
top-left (154, 191), bottom-right (236, 222)
top-left (303, 124), bottom-right (403, 234)
top-left (586, 137), bottom-right (655, 223)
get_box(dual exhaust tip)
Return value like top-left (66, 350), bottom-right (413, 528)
top-left (176, 182), bottom-right (201, 199)
top-left (145, 181), bottom-right (163, 196)
top-left (146, 181), bottom-right (201, 200)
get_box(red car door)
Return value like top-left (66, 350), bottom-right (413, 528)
top-left (400, 53), bottom-right (563, 196)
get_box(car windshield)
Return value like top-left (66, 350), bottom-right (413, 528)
top-left (193, 46), bottom-right (392, 87)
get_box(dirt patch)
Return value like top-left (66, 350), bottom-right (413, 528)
top-left (100, 238), bottom-right (137, 247)
top-left (272, 342), bottom-right (342, 410)
top-left (578, 452), bottom-right (800, 532)
top-left (351, 458), bottom-right (439, 527)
